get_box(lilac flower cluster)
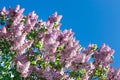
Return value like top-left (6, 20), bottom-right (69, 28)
top-left (0, 5), bottom-right (119, 80)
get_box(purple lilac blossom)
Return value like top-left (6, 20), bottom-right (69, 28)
top-left (0, 5), bottom-right (119, 80)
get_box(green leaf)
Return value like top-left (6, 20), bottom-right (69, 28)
top-left (92, 44), bottom-right (97, 51)
top-left (94, 67), bottom-right (108, 80)
top-left (27, 30), bottom-right (38, 40)
top-left (9, 19), bottom-right (13, 26)
top-left (21, 16), bottom-right (26, 23)
top-left (38, 27), bottom-right (48, 32)
top-left (57, 45), bottom-right (65, 51)
top-left (70, 69), bottom-right (86, 79)
top-left (34, 41), bottom-right (43, 50)
top-left (53, 22), bottom-right (57, 28)
top-left (31, 61), bottom-right (36, 65)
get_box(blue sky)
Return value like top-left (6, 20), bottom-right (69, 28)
top-left (0, 0), bottom-right (120, 68)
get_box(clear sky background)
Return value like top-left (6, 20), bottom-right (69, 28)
top-left (0, 0), bottom-right (120, 68)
